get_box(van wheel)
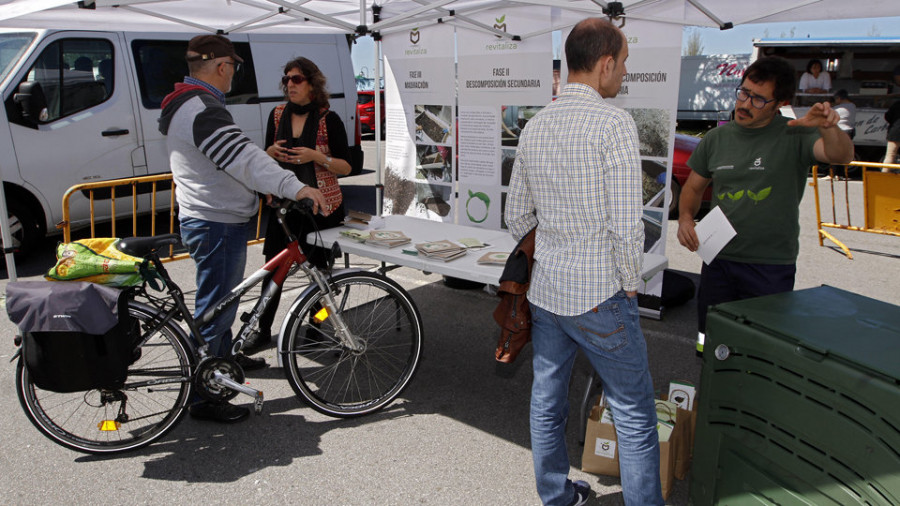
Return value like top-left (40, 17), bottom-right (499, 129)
top-left (668, 180), bottom-right (681, 219)
top-left (2, 201), bottom-right (42, 257)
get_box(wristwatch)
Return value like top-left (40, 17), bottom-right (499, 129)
top-left (324, 156), bottom-right (332, 169)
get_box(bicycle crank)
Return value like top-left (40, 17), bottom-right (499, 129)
top-left (193, 357), bottom-right (263, 413)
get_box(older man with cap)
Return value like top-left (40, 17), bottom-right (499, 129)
top-left (158, 34), bottom-right (329, 423)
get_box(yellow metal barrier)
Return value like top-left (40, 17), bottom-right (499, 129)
top-left (59, 174), bottom-right (266, 262)
top-left (811, 162), bottom-right (900, 259)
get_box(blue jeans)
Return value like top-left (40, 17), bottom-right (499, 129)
top-left (530, 292), bottom-right (663, 506)
top-left (179, 217), bottom-right (251, 358)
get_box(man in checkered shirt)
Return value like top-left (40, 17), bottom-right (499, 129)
top-left (505, 18), bottom-right (662, 506)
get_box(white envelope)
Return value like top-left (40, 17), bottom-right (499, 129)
top-left (694, 206), bottom-right (737, 265)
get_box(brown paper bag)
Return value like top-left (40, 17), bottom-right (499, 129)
top-left (581, 396), bottom-right (697, 500)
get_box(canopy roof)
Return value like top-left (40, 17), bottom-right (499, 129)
top-left (2, 0), bottom-right (900, 37)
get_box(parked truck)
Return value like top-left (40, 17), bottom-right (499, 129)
top-left (752, 37), bottom-right (900, 162)
top-left (677, 54), bottom-right (751, 128)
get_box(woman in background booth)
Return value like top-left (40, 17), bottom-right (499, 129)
top-left (242, 57), bottom-right (352, 355)
top-left (799, 59), bottom-right (831, 94)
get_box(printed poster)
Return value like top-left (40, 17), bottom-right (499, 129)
top-left (382, 23), bottom-right (455, 222)
top-left (456, 7), bottom-right (553, 230)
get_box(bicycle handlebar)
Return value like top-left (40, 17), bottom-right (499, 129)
top-left (272, 197), bottom-right (315, 216)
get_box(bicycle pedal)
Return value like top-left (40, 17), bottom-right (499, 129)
top-left (254, 391), bottom-right (264, 415)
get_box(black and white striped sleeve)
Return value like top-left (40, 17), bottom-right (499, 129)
top-left (192, 96), bottom-right (305, 199)
top-left (192, 102), bottom-right (253, 170)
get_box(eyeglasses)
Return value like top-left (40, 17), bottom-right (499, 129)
top-left (281, 74), bottom-right (307, 86)
top-left (222, 60), bottom-right (242, 73)
top-left (735, 87), bottom-right (777, 109)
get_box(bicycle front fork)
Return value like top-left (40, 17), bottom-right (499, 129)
top-left (306, 267), bottom-right (365, 353)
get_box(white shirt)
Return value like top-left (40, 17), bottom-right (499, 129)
top-left (799, 71), bottom-right (832, 92)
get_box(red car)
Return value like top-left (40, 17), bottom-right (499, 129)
top-left (357, 90), bottom-right (384, 138)
top-left (669, 133), bottom-right (711, 218)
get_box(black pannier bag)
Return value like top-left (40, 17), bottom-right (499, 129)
top-left (6, 281), bottom-right (138, 393)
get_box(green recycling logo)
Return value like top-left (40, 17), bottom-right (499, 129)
top-left (466, 190), bottom-right (490, 223)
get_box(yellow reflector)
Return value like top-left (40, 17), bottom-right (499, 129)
top-left (98, 420), bottom-right (120, 431)
top-left (313, 307), bottom-right (330, 323)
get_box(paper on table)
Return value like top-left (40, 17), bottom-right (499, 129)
top-left (693, 206), bottom-right (736, 265)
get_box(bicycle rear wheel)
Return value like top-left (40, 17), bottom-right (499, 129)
top-left (281, 271), bottom-right (423, 417)
top-left (16, 301), bottom-right (194, 454)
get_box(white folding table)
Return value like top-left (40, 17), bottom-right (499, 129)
top-left (313, 215), bottom-right (668, 287)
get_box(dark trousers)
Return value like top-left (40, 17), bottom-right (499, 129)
top-left (697, 258), bottom-right (796, 333)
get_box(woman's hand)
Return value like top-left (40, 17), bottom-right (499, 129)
top-left (285, 146), bottom-right (321, 165)
top-left (266, 140), bottom-right (291, 162)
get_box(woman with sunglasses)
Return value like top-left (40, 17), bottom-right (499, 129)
top-left (244, 57), bottom-right (352, 355)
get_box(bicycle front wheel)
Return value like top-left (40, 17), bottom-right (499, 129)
top-left (281, 271), bottom-right (424, 417)
top-left (16, 301), bottom-right (194, 454)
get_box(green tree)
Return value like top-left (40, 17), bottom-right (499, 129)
top-left (684, 28), bottom-right (704, 56)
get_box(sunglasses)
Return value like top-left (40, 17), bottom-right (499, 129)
top-left (281, 74), bottom-right (307, 86)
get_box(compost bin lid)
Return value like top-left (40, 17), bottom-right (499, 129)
top-left (712, 285), bottom-right (900, 382)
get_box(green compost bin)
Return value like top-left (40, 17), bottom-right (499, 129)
top-left (690, 285), bottom-right (900, 505)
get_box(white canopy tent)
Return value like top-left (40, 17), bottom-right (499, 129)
top-left (4, 0), bottom-right (900, 34)
top-left (2, 0), bottom-right (900, 279)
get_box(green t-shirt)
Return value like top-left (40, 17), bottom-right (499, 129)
top-left (687, 116), bottom-right (819, 264)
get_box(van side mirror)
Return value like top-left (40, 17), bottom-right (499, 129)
top-left (13, 81), bottom-right (49, 124)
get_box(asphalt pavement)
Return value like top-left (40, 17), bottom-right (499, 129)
top-left (0, 141), bottom-right (897, 505)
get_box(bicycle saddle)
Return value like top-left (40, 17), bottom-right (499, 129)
top-left (117, 234), bottom-right (182, 257)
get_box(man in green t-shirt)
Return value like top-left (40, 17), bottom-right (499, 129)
top-left (677, 56), bottom-right (853, 354)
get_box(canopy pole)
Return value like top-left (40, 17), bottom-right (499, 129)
top-left (684, 0), bottom-right (733, 29)
top-left (374, 33), bottom-right (383, 216)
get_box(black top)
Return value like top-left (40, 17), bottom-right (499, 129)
top-left (264, 106), bottom-right (351, 187)
top-left (262, 104), bottom-right (349, 258)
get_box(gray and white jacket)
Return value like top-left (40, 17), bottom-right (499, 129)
top-left (158, 83), bottom-right (305, 223)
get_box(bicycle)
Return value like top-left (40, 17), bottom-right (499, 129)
top-left (14, 200), bottom-right (424, 454)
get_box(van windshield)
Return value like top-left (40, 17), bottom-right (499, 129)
top-left (0, 32), bottom-right (36, 84)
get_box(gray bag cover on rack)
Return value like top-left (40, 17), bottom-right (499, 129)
top-left (6, 281), bottom-right (122, 334)
top-left (7, 281), bottom-right (134, 393)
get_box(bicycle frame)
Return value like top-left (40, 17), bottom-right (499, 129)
top-left (146, 204), bottom-right (363, 365)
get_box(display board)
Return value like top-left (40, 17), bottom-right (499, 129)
top-left (380, 7), bottom-right (682, 309)
top-left (382, 23), bottom-right (456, 221)
top-left (456, 7), bottom-right (553, 230)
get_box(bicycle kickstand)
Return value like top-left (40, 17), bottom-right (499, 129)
top-left (211, 371), bottom-right (265, 415)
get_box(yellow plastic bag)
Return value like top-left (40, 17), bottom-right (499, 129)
top-left (45, 238), bottom-right (151, 287)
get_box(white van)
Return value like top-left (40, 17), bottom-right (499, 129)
top-left (0, 29), bottom-right (362, 255)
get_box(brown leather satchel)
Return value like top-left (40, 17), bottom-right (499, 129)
top-left (493, 227), bottom-right (536, 363)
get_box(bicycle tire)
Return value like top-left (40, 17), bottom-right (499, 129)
top-left (16, 300), bottom-right (194, 454)
top-left (280, 271), bottom-right (423, 417)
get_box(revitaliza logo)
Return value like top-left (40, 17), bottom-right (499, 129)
top-left (485, 14), bottom-right (517, 51)
top-left (493, 15), bottom-right (507, 37)
top-left (405, 27), bottom-right (427, 55)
